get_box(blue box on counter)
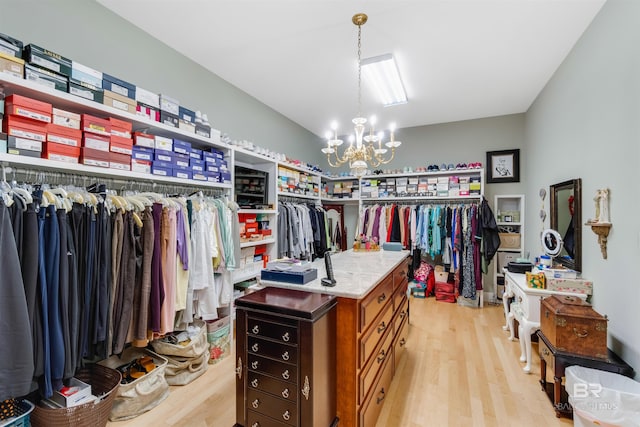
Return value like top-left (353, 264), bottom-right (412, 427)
top-left (190, 159), bottom-right (204, 172)
top-left (221, 171), bottom-right (231, 183)
top-left (172, 139), bottom-right (191, 155)
top-left (193, 172), bottom-right (207, 181)
top-left (154, 149), bottom-right (174, 164)
top-left (178, 106), bottom-right (196, 124)
top-left (174, 153), bottom-right (190, 169)
top-left (173, 167), bottom-right (192, 180)
top-left (206, 164), bottom-right (219, 173)
top-left (260, 268), bottom-right (318, 285)
top-left (152, 165), bottom-right (172, 176)
top-left (132, 145), bottom-right (154, 161)
top-left (102, 72), bottom-right (136, 99)
top-left (153, 160), bottom-right (173, 169)
top-left (190, 147), bottom-right (203, 160)
top-left (219, 159), bottom-right (228, 170)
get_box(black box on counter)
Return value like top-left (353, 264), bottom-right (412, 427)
top-left (23, 44), bottom-right (72, 76)
top-left (24, 64), bottom-right (68, 92)
top-left (0, 32), bottom-right (23, 58)
top-left (160, 111), bottom-right (179, 128)
top-left (68, 78), bottom-right (104, 103)
top-left (260, 268), bottom-right (318, 285)
top-left (102, 72), bottom-right (136, 100)
top-left (195, 124), bottom-right (211, 138)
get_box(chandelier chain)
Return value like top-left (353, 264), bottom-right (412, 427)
top-left (357, 23), bottom-right (362, 118)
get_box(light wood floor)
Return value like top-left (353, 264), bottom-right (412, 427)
top-left (107, 297), bottom-right (573, 427)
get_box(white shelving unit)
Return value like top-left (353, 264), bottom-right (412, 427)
top-left (493, 194), bottom-right (525, 302)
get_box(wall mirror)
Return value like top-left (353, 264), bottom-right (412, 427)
top-left (550, 178), bottom-right (582, 271)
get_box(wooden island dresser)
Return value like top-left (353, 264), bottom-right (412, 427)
top-left (236, 250), bottom-right (410, 427)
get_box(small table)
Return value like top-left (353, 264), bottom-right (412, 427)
top-left (537, 330), bottom-right (635, 418)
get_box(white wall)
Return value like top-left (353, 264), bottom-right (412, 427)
top-left (0, 0), bottom-right (322, 162)
top-left (525, 0), bottom-right (640, 370)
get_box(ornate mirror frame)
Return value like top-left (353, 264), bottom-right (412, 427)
top-left (550, 178), bottom-right (582, 271)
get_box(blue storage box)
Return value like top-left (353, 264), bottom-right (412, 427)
top-left (102, 72), bottom-right (136, 99)
top-left (132, 145), bottom-right (154, 161)
top-left (172, 138), bottom-right (192, 155)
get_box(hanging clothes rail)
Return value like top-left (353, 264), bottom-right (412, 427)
top-left (4, 166), bottom-right (225, 198)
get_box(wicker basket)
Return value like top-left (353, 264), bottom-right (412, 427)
top-left (31, 364), bottom-right (121, 427)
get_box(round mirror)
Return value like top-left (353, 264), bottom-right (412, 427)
top-left (541, 228), bottom-right (563, 257)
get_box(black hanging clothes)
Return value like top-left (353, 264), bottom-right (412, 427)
top-left (0, 201), bottom-right (34, 401)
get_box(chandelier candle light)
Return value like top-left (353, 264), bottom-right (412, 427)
top-left (322, 13), bottom-right (402, 178)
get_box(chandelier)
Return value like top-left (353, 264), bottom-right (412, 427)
top-left (322, 13), bottom-right (402, 178)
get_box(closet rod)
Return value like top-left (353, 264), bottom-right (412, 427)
top-left (361, 198), bottom-right (481, 206)
top-left (279, 195), bottom-right (321, 205)
top-left (7, 166), bottom-right (224, 198)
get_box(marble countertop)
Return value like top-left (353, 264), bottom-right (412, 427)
top-left (259, 249), bottom-right (410, 299)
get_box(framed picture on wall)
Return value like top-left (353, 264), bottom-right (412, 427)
top-left (486, 149), bottom-right (520, 183)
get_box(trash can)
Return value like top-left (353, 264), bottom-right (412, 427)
top-left (565, 365), bottom-right (640, 427)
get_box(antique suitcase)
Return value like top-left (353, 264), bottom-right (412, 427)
top-left (540, 295), bottom-right (608, 359)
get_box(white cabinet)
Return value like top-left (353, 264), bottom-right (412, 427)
top-left (494, 194), bottom-right (525, 300)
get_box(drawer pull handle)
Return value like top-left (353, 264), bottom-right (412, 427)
top-left (302, 376), bottom-right (310, 400)
top-left (282, 388), bottom-right (290, 398)
top-left (252, 343), bottom-right (259, 352)
top-left (252, 423), bottom-right (259, 427)
top-left (282, 332), bottom-right (290, 342)
top-left (252, 325), bottom-right (260, 334)
top-left (251, 378), bottom-right (259, 388)
top-left (377, 349), bottom-right (386, 364)
top-left (400, 310), bottom-right (407, 319)
top-left (236, 357), bottom-right (242, 379)
top-left (542, 347), bottom-right (550, 356)
top-left (377, 388), bottom-right (386, 404)
top-left (251, 360), bottom-right (259, 370)
top-left (378, 321), bottom-right (387, 334)
top-left (282, 351), bottom-right (290, 361)
top-left (282, 370), bottom-right (290, 380)
top-left (400, 338), bottom-right (406, 347)
top-left (573, 328), bottom-right (589, 338)
top-left (252, 399), bottom-right (260, 409)
top-left (378, 293), bottom-right (387, 304)
top-left (283, 410), bottom-right (290, 421)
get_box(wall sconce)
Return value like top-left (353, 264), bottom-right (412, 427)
top-left (585, 188), bottom-right (611, 259)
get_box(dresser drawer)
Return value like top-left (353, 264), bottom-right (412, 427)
top-left (248, 336), bottom-right (297, 364)
top-left (360, 302), bottom-right (394, 367)
top-left (394, 313), bottom-right (409, 370)
top-left (359, 355), bottom-right (394, 427)
top-left (248, 388), bottom-right (297, 426)
top-left (393, 290), bottom-right (409, 323)
top-left (248, 371), bottom-right (297, 403)
top-left (359, 324), bottom-right (394, 404)
top-left (392, 260), bottom-right (408, 293)
top-left (248, 316), bottom-right (298, 346)
top-left (539, 335), bottom-right (555, 372)
top-left (247, 410), bottom-right (289, 427)
top-left (248, 354), bottom-right (297, 383)
top-left (360, 275), bottom-right (393, 332)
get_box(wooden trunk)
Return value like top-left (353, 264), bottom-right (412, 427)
top-left (540, 295), bottom-right (608, 359)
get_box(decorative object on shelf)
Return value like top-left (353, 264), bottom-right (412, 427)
top-left (486, 149), bottom-right (520, 183)
top-left (322, 13), bottom-right (402, 178)
top-left (585, 188), bottom-right (611, 259)
top-left (352, 234), bottom-right (380, 251)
